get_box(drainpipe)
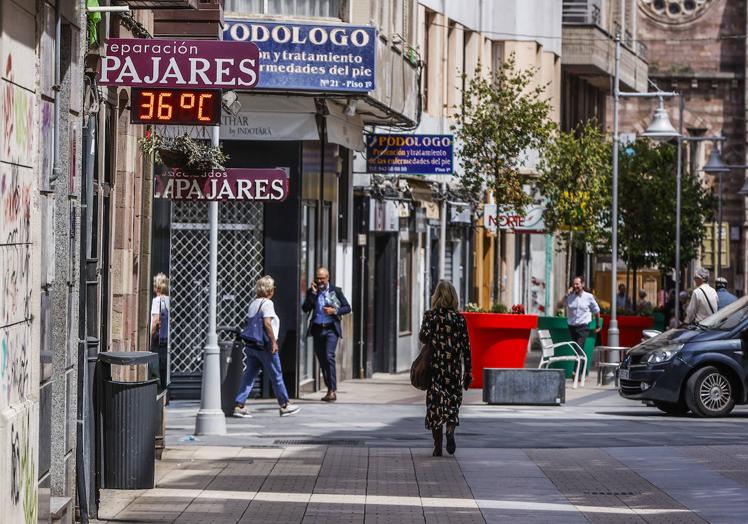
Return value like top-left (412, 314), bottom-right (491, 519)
top-left (50, 0), bottom-right (62, 184)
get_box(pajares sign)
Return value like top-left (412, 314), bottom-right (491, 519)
top-left (98, 39), bottom-right (261, 89)
top-left (155, 168), bottom-right (289, 201)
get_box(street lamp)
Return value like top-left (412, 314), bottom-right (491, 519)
top-left (610, 31), bottom-right (679, 346)
top-left (703, 145), bottom-right (731, 281)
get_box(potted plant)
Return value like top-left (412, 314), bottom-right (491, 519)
top-left (139, 131), bottom-right (228, 173)
top-left (462, 303), bottom-right (538, 389)
top-left (600, 307), bottom-right (654, 347)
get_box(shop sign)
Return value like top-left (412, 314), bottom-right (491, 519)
top-left (366, 134), bottom-right (453, 175)
top-left (484, 204), bottom-right (545, 233)
top-left (154, 168), bottom-right (289, 201)
top-left (98, 38), bottom-right (260, 89)
top-left (224, 20), bottom-right (376, 92)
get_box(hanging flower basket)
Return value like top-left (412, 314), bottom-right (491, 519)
top-left (139, 131), bottom-right (228, 173)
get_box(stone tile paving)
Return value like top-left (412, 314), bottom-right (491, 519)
top-left (94, 443), bottom-right (748, 524)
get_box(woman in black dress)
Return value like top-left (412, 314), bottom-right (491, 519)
top-left (419, 280), bottom-right (472, 456)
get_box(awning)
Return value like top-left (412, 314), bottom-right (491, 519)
top-left (220, 94), bottom-right (365, 151)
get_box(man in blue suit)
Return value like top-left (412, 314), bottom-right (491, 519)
top-left (302, 267), bottom-right (352, 402)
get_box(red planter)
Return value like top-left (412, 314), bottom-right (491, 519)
top-left (462, 313), bottom-right (538, 389)
top-left (601, 314), bottom-right (654, 348)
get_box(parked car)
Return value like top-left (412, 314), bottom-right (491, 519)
top-left (618, 294), bottom-right (748, 417)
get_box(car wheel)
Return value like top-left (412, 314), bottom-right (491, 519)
top-left (652, 400), bottom-right (689, 416)
top-left (685, 366), bottom-right (735, 417)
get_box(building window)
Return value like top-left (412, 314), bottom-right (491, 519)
top-left (399, 243), bottom-right (412, 334)
top-left (225, 0), bottom-right (342, 17)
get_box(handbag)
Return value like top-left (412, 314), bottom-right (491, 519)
top-left (410, 343), bottom-right (433, 391)
top-left (239, 299), bottom-right (270, 350)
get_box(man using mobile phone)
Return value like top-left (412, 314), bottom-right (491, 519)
top-left (302, 267), bottom-right (352, 402)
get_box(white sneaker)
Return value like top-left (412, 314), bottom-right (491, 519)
top-left (233, 405), bottom-right (252, 418)
top-left (279, 403), bottom-right (301, 417)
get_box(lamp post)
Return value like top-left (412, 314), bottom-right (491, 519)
top-left (610, 32), bottom-right (678, 346)
top-left (703, 146), bottom-right (729, 280)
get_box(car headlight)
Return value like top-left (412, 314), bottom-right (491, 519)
top-left (646, 345), bottom-right (683, 365)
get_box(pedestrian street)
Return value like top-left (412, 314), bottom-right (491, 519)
top-left (95, 376), bottom-right (748, 523)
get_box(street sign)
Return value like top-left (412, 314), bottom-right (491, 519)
top-left (224, 20), bottom-right (376, 93)
top-left (98, 38), bottom-right (260, 89)
top-left (130, 88), bottom-right (221, 125)
top-left (484, 203), bottom-right (545, 234)
top-left (366, 134), bottom-right (453, 175)
top-left (154, 168), bottom-right (289, 201)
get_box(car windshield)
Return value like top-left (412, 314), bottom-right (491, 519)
top-left (697, 294), bottom-right (748, 330)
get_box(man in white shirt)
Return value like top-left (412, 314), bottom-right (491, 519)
top-left (685, 268), bottom-right (719, 324)
top-left (565, 276), bottom-right (602, 351)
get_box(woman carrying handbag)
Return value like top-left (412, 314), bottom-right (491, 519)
top-left (418, 280), bottom-right (472, 456)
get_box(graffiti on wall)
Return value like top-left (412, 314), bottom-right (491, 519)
top-left (1, 56), bottom-right (34, 166)
top-left (8, 413), bottom-right (37, 523)
top-left (0, 325), bottom-right (31, 408)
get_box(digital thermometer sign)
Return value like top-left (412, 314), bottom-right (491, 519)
top-left (130, 88), bottom-right (221, 125)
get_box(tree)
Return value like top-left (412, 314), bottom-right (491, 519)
top-left (450, 54), bottom-right (554, 210)
top-left (617, 140), bottom-right (713, 297)
top-left (536, 121), bottom-right (612, 250)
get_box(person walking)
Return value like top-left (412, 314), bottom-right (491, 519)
top-left (150, 273), bottom-right (170, 392)
top-left (685, 268), bottom-right (718, 324)
top-left (302, 267), bottom-right (351, 402)
top-left (419, 280), bottom-right (472, 457)
top-left (234, 275), bottom-right (300, 418)
top-left (564, 276), bottom-right (601, 352)
top-left (616, 283), bottom-right (631, 312)
top-left (715, 277), bottom-right (737, 310)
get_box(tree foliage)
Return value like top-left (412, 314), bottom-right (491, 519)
top-left (450, 54), bottom-right (554, 209)
top-left (536, 121), bottom-right (611, 248)
top-left (618, 140), bottom-right (713, 272)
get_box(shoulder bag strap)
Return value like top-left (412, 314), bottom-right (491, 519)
top-left (699, 287), bottom-right (716, 315)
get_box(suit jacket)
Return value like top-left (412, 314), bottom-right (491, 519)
top-left (302, 284), bottom-right (351, 338)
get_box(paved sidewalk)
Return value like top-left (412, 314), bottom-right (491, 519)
top-left (94, 378), bottom-right (748, 523)
top-left (97, 443), bottom-right (748, 523)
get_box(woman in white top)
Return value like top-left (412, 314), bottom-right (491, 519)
top-left (234, 275), bottom-right (300, 417)
top-left (150, 273), bottom-right (170, 391)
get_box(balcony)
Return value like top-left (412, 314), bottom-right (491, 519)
top-left (562, 0), bottom-right (648, 92)
top-left (114, 0), bottom-right (199, 8)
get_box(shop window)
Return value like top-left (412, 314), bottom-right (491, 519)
top-left (225, 0), bottom-right (342, 17)
top-left (399, 243), bottom-right (412, 334)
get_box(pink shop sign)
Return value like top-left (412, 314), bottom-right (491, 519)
top-left (98, 38), bottom-right (260, 89)
top-left (154, 168), bottom-right (289, 202)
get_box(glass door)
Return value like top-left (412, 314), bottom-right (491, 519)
top-left (299, 201), bottom-right (317, 384)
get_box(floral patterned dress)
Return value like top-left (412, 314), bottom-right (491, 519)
top-left (419, 307), bottom-right (472, 430)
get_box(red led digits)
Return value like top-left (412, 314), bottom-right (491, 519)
top-left (131, 88), bottom-right (220, 125)
top-left (197, 93), bottom-right (213, 122)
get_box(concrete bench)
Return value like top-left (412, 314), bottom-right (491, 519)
top-left (482, 368), bottom-right (565, 405)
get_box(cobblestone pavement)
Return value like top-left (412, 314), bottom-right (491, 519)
top-left (95, 378), bottom-right (748, 523)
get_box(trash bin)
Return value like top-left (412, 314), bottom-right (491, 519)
top-left (218, 327), bottom-right (266, 416)
top-left (97, 352), bottom-right (158, 490)
top-left (219, 327), bottom-right (245, 417)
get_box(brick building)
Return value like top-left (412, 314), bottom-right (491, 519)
top-left (618, 0), bottom-right (748, 293)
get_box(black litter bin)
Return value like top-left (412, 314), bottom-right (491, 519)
top-left (97, 352), bottom-right (158, 489)
top-left (219, 327), bottom-right (245, 416)
top-left (218, 327), bottom-right (266, 416)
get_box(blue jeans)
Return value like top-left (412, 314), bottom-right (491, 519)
top-left (234, 345), bottom-right (290, 407)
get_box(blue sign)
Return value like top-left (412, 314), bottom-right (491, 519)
top-left (366, 134), bottom-right (454, 175)
top-left (224, 19), bottom-right (376, 93)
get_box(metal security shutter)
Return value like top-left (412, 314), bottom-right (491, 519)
top-left (170, 201), bottom-right (264, 375)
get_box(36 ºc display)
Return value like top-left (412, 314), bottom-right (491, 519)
top-left (130, 88), bottom-right (221, 125)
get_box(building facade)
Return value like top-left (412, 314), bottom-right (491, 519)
top-left (616, 0), bottom-right (747, 295)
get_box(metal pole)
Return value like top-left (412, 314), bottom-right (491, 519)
top-left (358, 239), bottom-right (366, 379)
top-left (439, 184), bottom-right (447, 280)
top-left (608, 33), bottom-right (621, 349)
top-left (674, 95), bottom-right (683, 324)
top-left (195, 125), bottom-right (227, 435)
top-left (717, 171), bottom-right (723, 279)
